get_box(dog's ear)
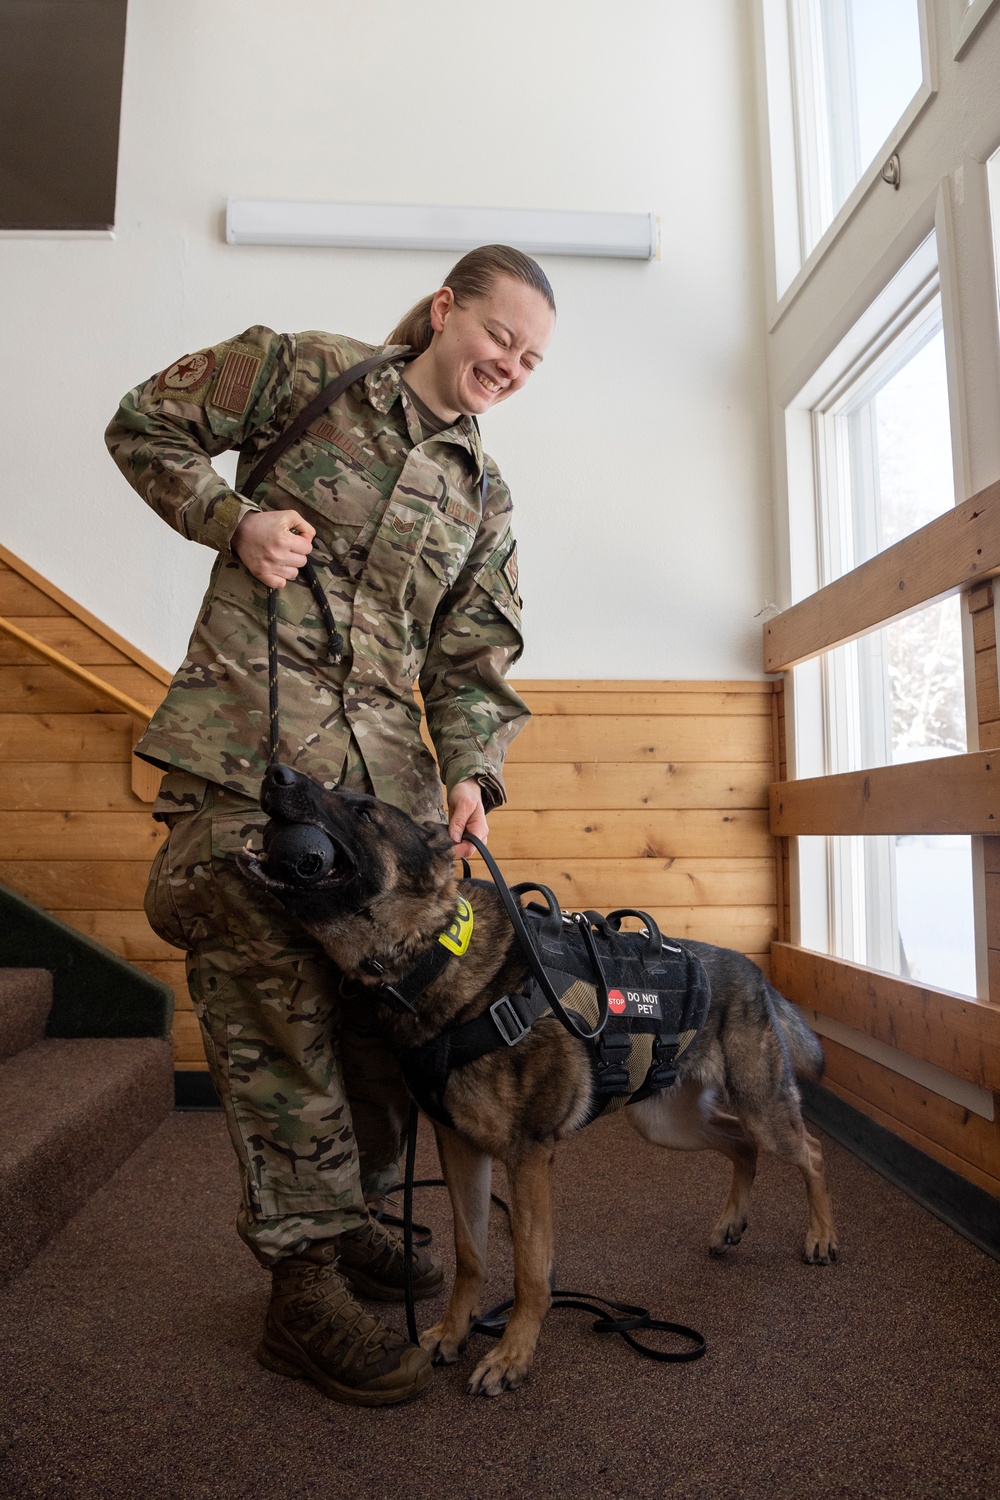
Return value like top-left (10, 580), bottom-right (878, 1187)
top-left (420, 820), bottom-right (457, 860)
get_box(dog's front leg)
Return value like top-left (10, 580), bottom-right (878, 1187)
top-left (467, 1140), bottom-right (555, 1398)
top-left (420, 1124), bottom-right (492, 1365)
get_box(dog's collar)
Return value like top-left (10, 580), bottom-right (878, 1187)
top-left (361, 894), bottom-right (474, 1014)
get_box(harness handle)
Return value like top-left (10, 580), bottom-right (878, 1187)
top-left (510, 880), bottom-right (563, 940)
top-left (604, 908), bottom-right (664, 960)
top-left (464, 833), bottom-right (610, 1043)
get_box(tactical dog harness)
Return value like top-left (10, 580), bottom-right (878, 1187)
top-left (383, 837), bottom-right (712, 1131)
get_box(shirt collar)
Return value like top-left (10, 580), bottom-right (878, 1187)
top-left (364, 347), bottom-right (484, 481)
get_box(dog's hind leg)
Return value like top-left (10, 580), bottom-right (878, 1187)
top-left (628, 1083), bottom-right (758, 1254)
top-left (420, 1125), bottom-right (493, 1366)
top-left (467, 1140), bottom-right (555, 1398)
top-left (739, 1103), bottom-right (837, 1265)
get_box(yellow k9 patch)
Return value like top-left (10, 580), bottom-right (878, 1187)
top-left (438, 895), bottom-right (474, 957)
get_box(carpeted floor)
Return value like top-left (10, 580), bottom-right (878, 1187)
top-left (1, 1109), bottom-right (998, 1500)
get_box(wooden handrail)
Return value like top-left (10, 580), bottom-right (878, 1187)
top-left (0, 613), bottom-right (162, 803)
top-left (0, 613), bottom-right (152, 719)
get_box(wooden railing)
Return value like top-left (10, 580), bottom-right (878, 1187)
top-left (0, 614), bottom-right (159, 803)
top-left (763, 477), bottom-right (1000, 672)
top-left (764, 476), bottom-right (1000, 1193)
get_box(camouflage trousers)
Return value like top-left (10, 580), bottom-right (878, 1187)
top-left (145, 764), bottom-right (413, 1267)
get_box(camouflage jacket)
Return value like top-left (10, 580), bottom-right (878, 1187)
top-left (105, 326), bottom-right (529, 821)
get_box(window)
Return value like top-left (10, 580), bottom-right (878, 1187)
top-left (792, 247), bottom-right (977, 993)
top-left (763, 0), bottom-right (928, 294)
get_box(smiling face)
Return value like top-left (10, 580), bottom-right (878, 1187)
top-left (410, 275), bottom-right (556, 421)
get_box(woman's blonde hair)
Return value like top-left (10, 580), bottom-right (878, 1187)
top-left (386, 244), bottom-right (555, 352)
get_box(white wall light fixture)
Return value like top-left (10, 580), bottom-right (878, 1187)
top-left (226, 200), bottom-right (660, 261)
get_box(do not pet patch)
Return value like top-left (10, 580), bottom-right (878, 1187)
top-left (608, 988), bottom-right (662, 1019)
top-left (439, 895), bottom-right (474, 957)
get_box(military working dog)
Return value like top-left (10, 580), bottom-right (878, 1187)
top-left (240, 764), bottom-right (837, 1398)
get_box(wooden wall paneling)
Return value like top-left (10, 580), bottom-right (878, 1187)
top-left (505, 714), bottom-right (773, 764)
top-left (820, 1035), bottom-right (1000, 1190)
top-left (0, 860), bottom-right (155, 910)
top-left (771, 943), bottom-right (1000, 1090)
top-left (763, 479), bottom-right (1000, 671)
top-left (55, 909), bottom-right (181, 962)
top-left (0, 712), bottom-right (135, 761)
top-left (0, 811), bottom-right (166, 861)
top-left (487, 808), bottom-right (772, 860)
top-left (478, 857), bottom-right (777, 908)
top-left (503, 762), bottom-right (768, 810)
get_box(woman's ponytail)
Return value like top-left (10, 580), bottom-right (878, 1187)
top-left (385, 293), bottom-right (435, 353)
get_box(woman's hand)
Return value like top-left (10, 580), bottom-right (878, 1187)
top-left (233, 509), bottom-right (315, 587)
top-left (448, 778), bottom-right (488, 861)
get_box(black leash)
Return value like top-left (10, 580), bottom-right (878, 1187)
top-left (463, 832), bottom-right (612, 1043)
top-left (391, 1104), bottom-right (706, 1365)
top-left (266, 557), bottom-right (344, 764)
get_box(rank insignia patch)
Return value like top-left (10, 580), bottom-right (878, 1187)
top-left (157, 350), bottom-right (215, 395)
top-left (211, 347), bottom-right (263, 415)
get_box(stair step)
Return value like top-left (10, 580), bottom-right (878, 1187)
top-left (0, 968), bottom-right (52, 1061)
top-left (0, 1036), bottom-right (173, 1280)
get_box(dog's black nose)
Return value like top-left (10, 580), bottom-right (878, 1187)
top-left (266, 764), bottom-right (299, 788)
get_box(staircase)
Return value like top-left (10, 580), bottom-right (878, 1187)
top-left (0, 899), bottom-right (174, 1281)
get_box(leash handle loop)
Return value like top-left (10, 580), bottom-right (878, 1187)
top-left (464, 833), bottom-right (609, 1043)
top-left (474, 1292), bottom-right (707, 1364)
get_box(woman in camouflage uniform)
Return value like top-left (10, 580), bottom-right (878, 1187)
top-left (105, 245), bottom-right (557, 1406)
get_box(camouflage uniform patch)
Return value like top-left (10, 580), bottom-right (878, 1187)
top-left (156, 349), bottom-right (216, 397)
top-left (210, 344), bottom-right (264, 415)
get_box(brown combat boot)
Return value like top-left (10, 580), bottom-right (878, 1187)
top-left (257, 1244), bottom-right (431, 1406)
top-left (333, 1215), bottom-right (444, 1302)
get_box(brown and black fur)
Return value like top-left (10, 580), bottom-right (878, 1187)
top-left (240, 765), bottom-right (837, 1398)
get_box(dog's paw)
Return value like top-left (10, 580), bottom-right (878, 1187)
top-left (419, 1320), bottom-right (468, 1365)
top-left (803, 1232), bottom-right (838, 1266)
top-left (708, 1218), bottom-right (748, 1256)
top-left (466, 1348), bottom-right (531, 1398)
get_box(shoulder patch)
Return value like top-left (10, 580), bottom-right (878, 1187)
top-left (210, 344), bottom-right (264, 416)
top-left (157, 349), bottom-right (215, 396)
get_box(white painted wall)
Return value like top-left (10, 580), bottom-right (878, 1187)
top-left (0, 0), bottom-right (771, 680)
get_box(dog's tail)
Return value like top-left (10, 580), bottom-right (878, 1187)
top-left (764, 983), bottom-right (825, 1082)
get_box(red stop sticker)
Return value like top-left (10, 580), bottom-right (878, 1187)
top-left (608, 989), bottom-right (626, 1015)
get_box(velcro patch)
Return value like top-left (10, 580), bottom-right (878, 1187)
top-left (211, 347), bottom-right (263, 416)
top-left (607, 988), bottom-right (663, 1019)
top-left (500, 541), bottom-right (519, 596)
top-left (444, 494), bottom-right (479, 530)
top-left (157, 349), bottom-right (215, 396)
top-left (438, 895), bottom-right (474, 957)
top-left (309, 419), bottom-right (389, 482)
